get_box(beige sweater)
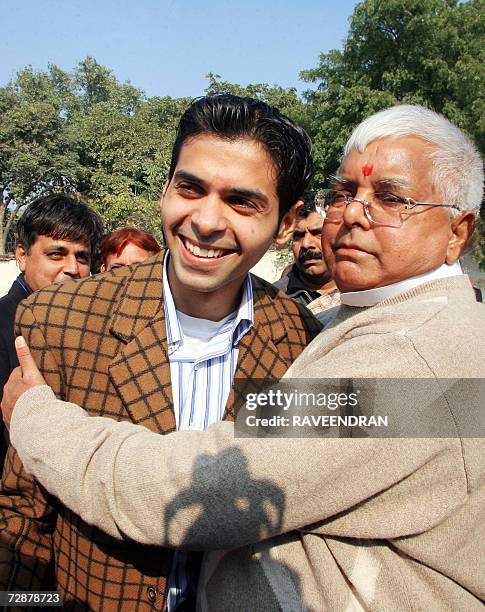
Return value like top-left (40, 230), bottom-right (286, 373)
top-left (11, 276), bottom-right (485, 611)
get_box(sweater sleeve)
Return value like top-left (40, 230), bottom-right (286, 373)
top-left (10, 384), bottom-right (467, 551)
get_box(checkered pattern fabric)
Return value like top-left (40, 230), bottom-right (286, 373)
top-left (0, 251), bottom-right (321, 610)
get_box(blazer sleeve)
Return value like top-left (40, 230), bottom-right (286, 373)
top-left (0, 302), bottom-right (60, 590)
top-left (10, 384), bottom-right (467, 552)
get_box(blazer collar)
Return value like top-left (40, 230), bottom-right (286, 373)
top-left (108, 257), bottom-right (290, 428)
top-left (224, 274), bottom-right (291, 420)
top-left (109, 251), bottom-right (165, 343)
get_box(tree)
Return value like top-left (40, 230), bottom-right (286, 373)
top-left (69, 59), bottom-right (190, 239)
top-left (0, 58), bottom-right (189, 252)
top-left (205, 73), bottom-right (306, 119)
top-left (0, 67), bottom-right (80, 254)
top-left (300, 0), bottom-right (485, 263)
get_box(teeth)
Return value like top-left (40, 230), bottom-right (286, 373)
top-left (184, 239), bottom-right (223, 258)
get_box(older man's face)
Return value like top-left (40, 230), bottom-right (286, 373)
top-left (322, 136), bottom-right (459, 292)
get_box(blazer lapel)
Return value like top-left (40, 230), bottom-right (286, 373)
top-left (224, 279), bottom-right (291, 421)
top-left (108, 252), bottom-right (176, 434)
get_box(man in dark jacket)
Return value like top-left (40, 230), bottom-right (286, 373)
top-left (0, 194), bottom-right (103, 468)
top-left (274, 193), bottom-right (337, 306)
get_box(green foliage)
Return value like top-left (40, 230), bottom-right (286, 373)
top-left (301, 0), bottom-right (484, 180)
top-left (0, 58), bottom-right (189, 253)
top-left (88, 194), bottom-right (163, 244)
top-left (0, 67), bottom-right (80, 253)
top-left (301, 0), bottom-right (485, 265)
top-left (1, 1), bottom-right (483, 265)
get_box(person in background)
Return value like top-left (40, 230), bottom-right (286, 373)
top-left (0, 194), bottom-right (103, 470)
top-left (274, 193), bottom-right (338, 309)
top-left (100, 227), bottom-right (161, 272)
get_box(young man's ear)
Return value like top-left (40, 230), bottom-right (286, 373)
top-left (16, 244), bottom-right (27, 272)
top-left (274, 200), bottom-right (303, 247)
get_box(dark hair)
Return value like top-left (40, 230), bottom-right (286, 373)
top-left (16, 194), bottom-right (104, 271)
top-left (297, 192), bottom-right (318, 218)
top-left (100, 227), bottom-right (161, 266)
top-left (168, 94), bottom-right (313, 218)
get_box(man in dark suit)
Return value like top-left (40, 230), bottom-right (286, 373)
top-left (0, 95), bottom-right (320, 610)
top-left (0, 195), bottom-right (102, 469)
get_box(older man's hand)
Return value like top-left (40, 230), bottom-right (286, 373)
top-left (1, 336), bottom-right (46, 431)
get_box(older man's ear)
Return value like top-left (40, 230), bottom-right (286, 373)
top-left (445, 211), bottom-right (476, 264)
top-left (274, 200), bottom-right (304, 247)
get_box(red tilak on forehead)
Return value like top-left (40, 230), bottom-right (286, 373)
top-left (362, 164), bottom-right (373, 177)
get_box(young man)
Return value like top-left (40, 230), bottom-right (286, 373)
top-left (0, 95), bottom-right (320, 610)
top-left (0, 194), bottom-right (103, 469)
top-left (5, 105), bottom-right (484, 611)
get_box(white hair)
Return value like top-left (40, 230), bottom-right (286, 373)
top-left (344, 104), bottom-right (484, 214)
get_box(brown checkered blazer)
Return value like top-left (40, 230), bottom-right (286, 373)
top-left (0, 251), bottom-right (321, 611)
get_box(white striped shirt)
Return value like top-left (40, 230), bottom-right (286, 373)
top-left (163, 254), bottom-right (254, 610)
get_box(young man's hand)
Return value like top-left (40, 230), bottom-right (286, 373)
top-left (1, 336), bottom-right (46, 431)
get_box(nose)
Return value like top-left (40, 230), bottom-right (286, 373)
top-left (301, 231), bottom-right (316, 251)
top-left (342, 197), bottom-right (372, 229)
top-left (191, 195), bottom-right (228, 236)
top-left (62, 256), bottom-right (81, 278)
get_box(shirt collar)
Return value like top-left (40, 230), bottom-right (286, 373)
top-left (340, 260), bottom-right (463, 308)
top-left (232, 275), bottom-right (253, 346)
top-left (162, 252), bottom-right (254, 352)
top-left (162, 254), bottom-right (183, 352)
top-left (15, 274), bottom-right (32, 296)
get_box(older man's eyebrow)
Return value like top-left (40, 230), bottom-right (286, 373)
top-left (173, 170), bottom-right (205, 185)
top-left (329, 173), bottom-right (353, 186)
top-left (375, 177), bottom-right (413, 190)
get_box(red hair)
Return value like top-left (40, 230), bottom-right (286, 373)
top-left (100, 227), bottom-right (161, 266)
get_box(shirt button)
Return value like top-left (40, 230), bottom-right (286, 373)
top-left (147, 586), bottom-right (157, 601)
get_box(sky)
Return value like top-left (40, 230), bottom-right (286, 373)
top-left (1, 0), bottom-right (358, 98)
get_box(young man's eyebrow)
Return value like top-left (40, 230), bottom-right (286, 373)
top-left (174, 171), bottom-right (269, 205)
top-left (173, 170), bottom-right (204, 184)
top-left (229, 187), bottom-right (268, 205)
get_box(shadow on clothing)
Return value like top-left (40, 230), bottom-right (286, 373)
top-left (164, 446), bottom-right (306, 611)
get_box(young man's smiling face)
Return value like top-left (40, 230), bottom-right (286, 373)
top-left (161, 134), bottom-right (281, 318)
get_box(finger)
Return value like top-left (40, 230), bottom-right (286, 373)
top-left (7, 366), bottom-right (23, 382)
top-left (15, 336), bottom-right (42, 380)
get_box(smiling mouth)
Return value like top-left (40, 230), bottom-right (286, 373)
top-left (181, 236), bottom-right (232, 259)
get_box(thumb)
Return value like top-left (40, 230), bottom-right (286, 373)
top-left (15, 336), bottom-right (43, 382)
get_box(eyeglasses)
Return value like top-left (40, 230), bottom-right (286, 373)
top-left (316, 189), bottom-right (459, 228)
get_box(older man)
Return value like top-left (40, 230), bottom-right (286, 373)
top-left (3, 105), bottom-right (485, 611)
